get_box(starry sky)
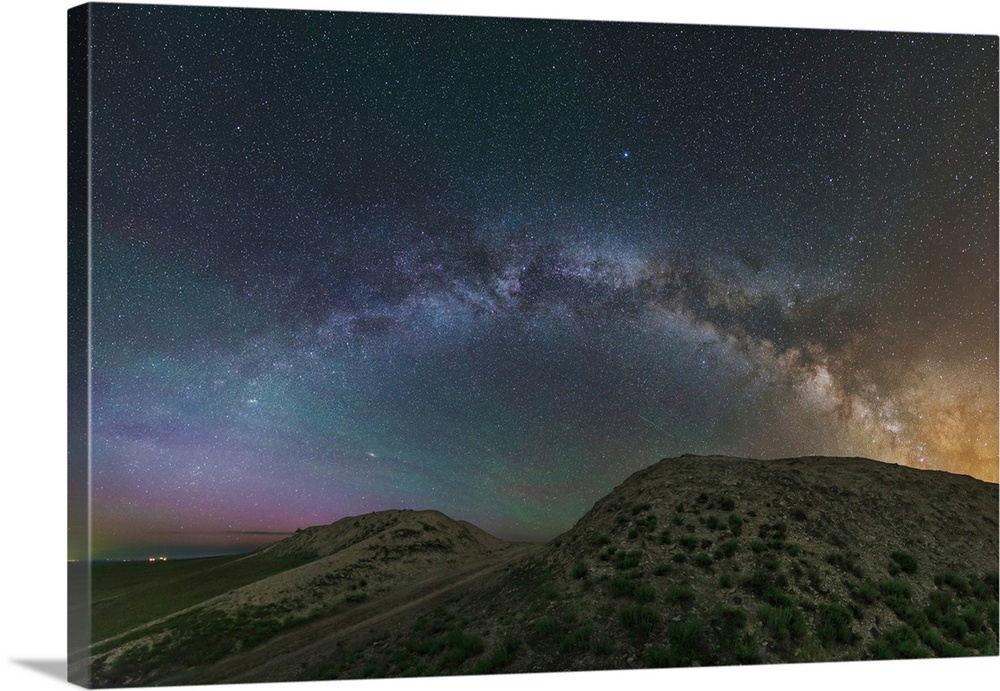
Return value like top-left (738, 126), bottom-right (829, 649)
top-left (82, 3), bottom-right (998, 560)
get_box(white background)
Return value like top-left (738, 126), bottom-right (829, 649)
top-left (1, 1), bottom-right (997, 690)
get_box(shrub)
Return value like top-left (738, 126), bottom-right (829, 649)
top-left (571, 561), bottom-right (588, 580)
top-left (758, 522), bottom-right (788, 541)
top-left (879, 580), bottom-right (913, 601)
top-left (533, 616), bottom-right (559, 640)
top-left (620, 604), bottom-right (660, 636)
top-left (719, 572), bottom-right (733, 588)
top-left (439, 629), bottom-right (484, 668)
top-left (983, 571), bottom-right (999, 598)
top-left (672, 553), bottom-right (687, 564)
top-left (890, 551), bottom-right (918, 574)
top-left (654, 561), bottom-right (672, 576)
top-left (615, 550), bottom-right (643, 570)
top-left (758, 604), bottom-right (806, 642)
top-left (791, 507), bottom-right (808, 521)
top-left (705, 515), bottom-right (722, 530)
top-left (728, 512), bottom-right (744, 532)
top-left (849, 581), bottom-right (879, 605)
top-left (936, 571), bottom-right (971, 596)
top-left (666, 617), bottom-right (707, 665)
top-left (762, 584), bottom-right (795, 608)
top-left (871, 625), bottom-right (930, 659)
top-left (695, 552), bottom-right (713, 569)
top-left (659, 530), bottom-right (672, 545)
top-left (628, 528), bottom-right (639, 540)
top-left (679, 536), bottom-right (698, 551)
top-left (740, 570), bottom-right (770, 596)
top-left (719, 496), bottom-right (736, 511)
top-left (472, 635), bottom-right (520, 674)
top-left (817, 603), bottom-right (854, 646)
top-left (665, 584), bottom-right (696, 607)
top-left (824, 552), bottom-right (865, 579)
top-left (645, 646), bottom-right (673, 667)
top-left (750, 539), bottom-right (766, 554)
top-left (633, 582), bottom-right (657, 604)
top-left (608, 575), bottom-right (634, 598)
top-left (631, 502), bottom-right (652, 515)
top-left (556, 624), bottom-right (593, 655)
top-left (716, 539), bottom-right (739, 559)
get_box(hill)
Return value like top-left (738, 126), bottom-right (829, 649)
top-left (87, 455), bottom-right (999, 686)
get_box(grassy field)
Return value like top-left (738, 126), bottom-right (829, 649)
top-left (91, 551), bottom-right (313, 642)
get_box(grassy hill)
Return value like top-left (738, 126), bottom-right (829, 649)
top-left (87, 455), bottom-right (999, 686)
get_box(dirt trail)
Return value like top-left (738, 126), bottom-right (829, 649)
top-left (188, 542), bottom-right (542, 684)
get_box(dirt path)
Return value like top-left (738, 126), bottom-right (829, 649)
top-left (188, 543), bottom-right (542, 684)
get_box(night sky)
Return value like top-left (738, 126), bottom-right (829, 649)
top-left (84, 3), bottom-right (998, 559)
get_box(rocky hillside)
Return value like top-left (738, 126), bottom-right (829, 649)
top-left (309, 455), bottom-right (998, 678)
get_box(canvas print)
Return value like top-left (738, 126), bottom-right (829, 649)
top-left (67, 3), bottom-right (999, 688)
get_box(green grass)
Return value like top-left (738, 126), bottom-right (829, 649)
top-left (94, 602), bottom-right (321, 686)
top-left (90, 552), bottom-right (314, 641)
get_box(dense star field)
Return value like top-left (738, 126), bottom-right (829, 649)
top-left (81, 5), bottom-right (998, 559)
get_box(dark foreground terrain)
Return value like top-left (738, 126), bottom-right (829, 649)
top-left (84, 455), bottom-right (999, 686)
